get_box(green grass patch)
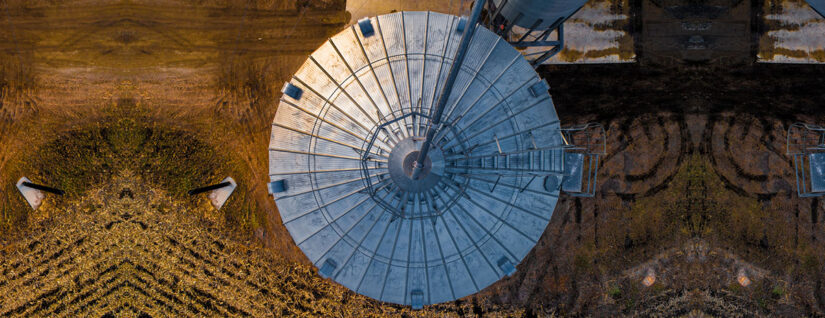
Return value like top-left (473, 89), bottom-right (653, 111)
top-left (771, 286), bottom-right (784, 299)
top-left (608, 284), bottom-right (622, 299)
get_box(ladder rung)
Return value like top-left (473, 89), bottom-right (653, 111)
top-left (528, 152), bottom-right (534, 170)
top-left (539, 151), bottom-right (545, 170)
top-left (450, 148), bottom-right (573, 174)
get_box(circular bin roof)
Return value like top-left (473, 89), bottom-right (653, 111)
top-left (269, 11), bottom-right (564, 307)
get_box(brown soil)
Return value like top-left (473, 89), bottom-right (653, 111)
top-left (0, 0), bottom-right (824, 317)
top-left (0, 0), bottom-right (351, 261)
top-left (0, 172), bottom-right (532, 317)
top-left (508, 63), bottom-right (825, 316)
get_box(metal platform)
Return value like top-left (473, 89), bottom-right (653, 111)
top-left (485, 0), bottom-right (588, 66)
top-left (559, 123), bottom-right (606, 197)
top-left (268, 11), bottom-right (565, 308)
top-left (809, 153), bottom-right (825, 192)
top-left (562, 152), bottom-right (584, 193)
top-left (787, 123), bottom-right (825, 197)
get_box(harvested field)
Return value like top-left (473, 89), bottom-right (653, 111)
top-left (0, 173), bottom-right (534, 317)
top-left (0, 0), bottom-right (823, 317)
top-left (0, 0), bottom-right (351, 260)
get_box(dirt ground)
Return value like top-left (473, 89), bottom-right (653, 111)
top-left (510, 63), bottom-right (825, 315)
top-left (0, 0), bottom-right (824, 317)
top-left (0, 0), bottom-right (352, 261)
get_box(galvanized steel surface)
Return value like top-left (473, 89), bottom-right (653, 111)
top-left (809, 153), bottom-right (825, 192)
top-left (269, 11), bottom-right (563, 307)
top-left (491, 0), bottom-right (588, 29)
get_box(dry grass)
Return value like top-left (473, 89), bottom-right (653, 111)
top-left (0, 0), bottom-right (346, 257)
top-left (177, 0), bottom-right (345, 11)
top-left (0, 173), bottom-right (543, 317)
top-left (0, 100), bottom-right (231, 236)
top-left (0, 55), bottom-right (36, 121)
top-left (1, 0), bottom-right (822, 316)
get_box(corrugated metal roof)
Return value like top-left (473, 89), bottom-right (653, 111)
top-left (269, 11), bottom-right (565, 307)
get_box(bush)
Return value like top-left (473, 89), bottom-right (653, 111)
top-left (771, 286), bottom-right (784, 299)
top-left (608, 285), bottom-right (622, 299)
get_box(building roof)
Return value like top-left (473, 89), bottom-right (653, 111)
top-left (269, 11), bottom-right (564, 307)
